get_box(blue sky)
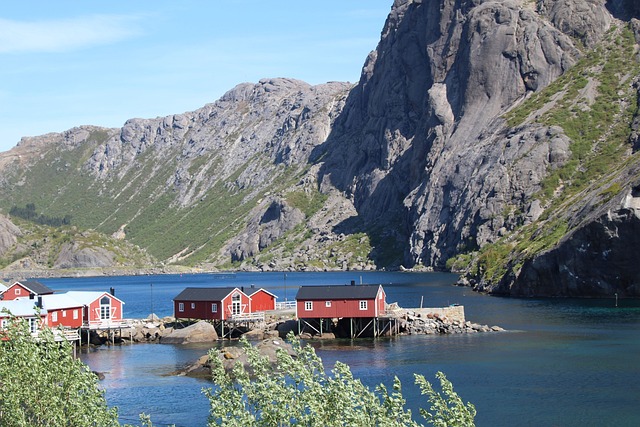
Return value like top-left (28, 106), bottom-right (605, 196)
top-left (0, 1), bottom-right (391, 152)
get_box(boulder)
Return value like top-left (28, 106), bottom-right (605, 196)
top-left (162, 320), bottom-right (218, 344)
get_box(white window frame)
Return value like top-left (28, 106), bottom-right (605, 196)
top-left (29, 318), bottom-right (38, 334)
top-left (15, 288), bottom-right (21, 296)
top-left (73, 309), bottom-right (78, 320)
top-left (178, 303), bottom-right (184, 312)
top-left (191, 302), bottom-right (196, 309)
top-left (212, 303), bottom-right (218, 313)
top-left (52, 311), bottom-right (58, 322)
top-left (305, 301), bottom-right (313, 311)
top-left (62, 310), bottom-right (67, 318)
top-left (359, 300), bottom-right (368, 310)
top-left (325, 301), bottom-right (331, 307)
top-left (1, 319), bottom-right (7, 329)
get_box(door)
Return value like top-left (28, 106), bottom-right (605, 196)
top-left (232, 293), bottom-right (241, 316)
top-left (100, 296), bottom-right (111, 320)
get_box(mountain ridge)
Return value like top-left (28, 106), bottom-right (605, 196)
top-left (1, 0), bottom-right (640, 296)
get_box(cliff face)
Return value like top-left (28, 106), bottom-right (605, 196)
top-left (1, 0), bottom-right (640, 296)
top-left (316, 0), bottom-right (582, 264)
top-left (315, 0), bottom-right (640, 296)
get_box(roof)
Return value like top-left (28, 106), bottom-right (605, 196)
top-left (0, 299), bottom-right (41, 317)
top-left (0, 283), bottom-right (7, 293)
top-left (173, 287), bottom-right (244, 302)
top-left (12, 280), bottom-right (54, 295)
top-left (249, 288), bottom-right (278, 299)
top-left (295, 285), bottom-right (383, 301)
top-left (40, 294), bottom-right (84, 310)
top-left (63, 291), bottom-right (125, 305)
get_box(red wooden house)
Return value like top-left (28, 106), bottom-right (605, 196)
top-left (40, 294), bottom-right (84, 328)
top-left (64, 291), bottom-right (125, 326)
top-left (250, 288), bottom-right (277, 312)
top-left (1, 280), bottom-right (54, 301)
top-left (173, 287), bottom-right (251, 320)
top-left (295, 284), bottom-right (386, 319)
top-left (295, 284), bottom-right (390, 338)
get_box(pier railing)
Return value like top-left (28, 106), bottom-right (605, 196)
top-left (84, 318), bottom-right (136, 330)
top-left (275, 301), bottom-right (296, 310)
top-left (230, 312), bottom-right (265, 322)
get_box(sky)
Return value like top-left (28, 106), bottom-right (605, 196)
top-left (0, 1), bottom-right (391, 152)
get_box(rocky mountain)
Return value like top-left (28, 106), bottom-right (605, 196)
top-left (1, 0), bottom-right (640, 296)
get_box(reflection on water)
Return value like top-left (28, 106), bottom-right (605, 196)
top-left (81, 344), bottom-right (214, 427)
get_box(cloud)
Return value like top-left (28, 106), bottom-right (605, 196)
top-left (0, 15), bottom-right (141, 54)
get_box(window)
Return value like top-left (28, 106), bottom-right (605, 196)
top-left (212, 303), bottom-right (218, 313)
top-left (29, 318), bottom-right (38, 334)
top-left (73, 310), bottom-right (78, 320)
top-left (325, 301), bottom-right (331, 307)
top-left (359, 300), bottom-right (368, 310)
top-left (52, 312), bottom-right (58, 322)
top-left (15, 288), bottom-right (20, 296)
top-left (191, 303), bottom-right (196, 309)
top-left (305, 301), bottom-right (313, 311)
top-left (178, 303), bottom-right (184, 312)
top-left (62, 310), bottom-right (67, 318)
top-left (1, 319), bottom-right (7, 329)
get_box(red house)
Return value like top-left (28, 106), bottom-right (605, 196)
top-left (295, 284), bottom-right (386, 319)
top-left (173, 287), bottom-right (251, 320)
top-left (40, 294), bottom-right (84, 328)
top-left (64, 291), bottom-right (125, 326)
top-left (250, 288), bottom-right (277, 312)
top-left (1, 280), bottom-right (54, 301)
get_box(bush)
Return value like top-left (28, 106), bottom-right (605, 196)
top-left (205, 334), bottom-right (476, 426)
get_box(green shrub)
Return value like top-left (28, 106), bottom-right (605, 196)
top-left (205, 334), bottom-right (476, 426)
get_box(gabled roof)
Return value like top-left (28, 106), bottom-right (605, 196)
top-left (12, 280), bottom-right (54, 295)
top-left (0, 299), bottom-right (42, 317)
top-left (63, 291), bottom-right (125, 305)
top-left (174, 287), bottom-right (244, 302)
top-left (40, 294), bottom-right (84, 310)
top-left (296, 285), bottom-right (383, 300)
top-left (249, 288), bottom-right (278, 299)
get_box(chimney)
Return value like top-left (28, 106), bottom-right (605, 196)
top-left (36, 296), bottom-right (42, 309)
top-left (110, 287), bottom-right (115, 296)
top-left (351, 280), bottom-right (356, 286)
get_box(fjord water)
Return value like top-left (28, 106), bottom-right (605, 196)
top-left (40, 272), bottom-right (640, 427)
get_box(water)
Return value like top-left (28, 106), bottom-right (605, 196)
top-left (39, 272), bottom-right (640, 427)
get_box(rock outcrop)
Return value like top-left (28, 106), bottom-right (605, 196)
top-left (0, 215), bottom-right (21, 257)
top-left (53, 242), bottom-right (115, 269)
top-left (162, 320), bottom-right (218, 344)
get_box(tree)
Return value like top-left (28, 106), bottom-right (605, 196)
top-left (0, 315), bottom-right (120, 427)
top-left (205, 334), bottom-right (476, 426)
